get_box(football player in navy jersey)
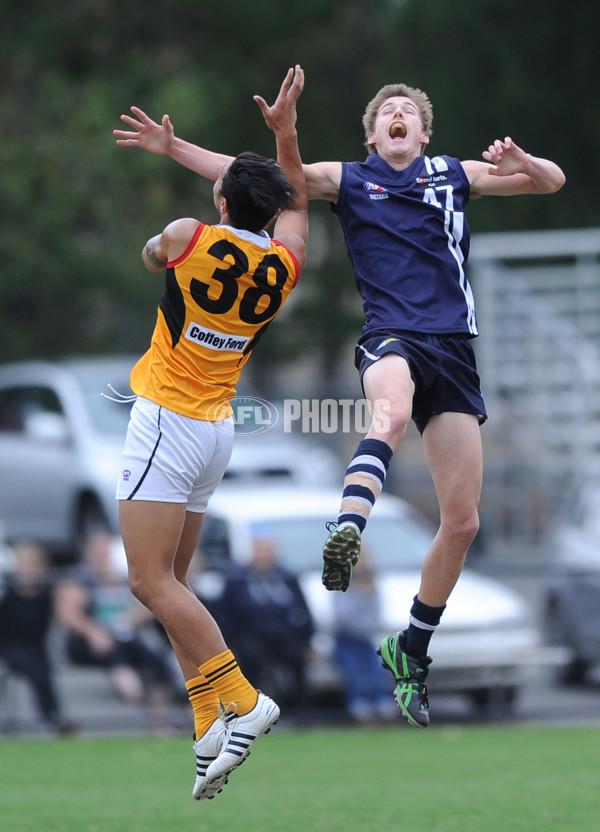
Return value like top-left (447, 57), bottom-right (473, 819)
top-left (114, 77), bottom-right (565, 729)
top-left (311, 84), bottom-right (564, 727)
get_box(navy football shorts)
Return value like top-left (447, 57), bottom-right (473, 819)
top-left (355, 330), bottom-right (487, 435)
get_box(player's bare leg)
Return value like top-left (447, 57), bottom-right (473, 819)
top-left (120, 503), bottom-right (229, 798)
top-left (120, 501), bottom-right (227, 664)
top-left (378, 411), bottom-right (483, 726)
top-left (322, 354), bottom-right (414, 591)
top-left (120, 502), bottom-right (278, 797)
top-left (420, 411), bottom-right (483, 607)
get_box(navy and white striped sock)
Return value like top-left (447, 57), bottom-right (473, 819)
top-left (405, 595), bottom-right (446, 658)
top-left (338, 438), bottom-right (393, 532)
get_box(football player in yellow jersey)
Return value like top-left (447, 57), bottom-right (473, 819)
top-left (114, 66), bottom-right (307, 799)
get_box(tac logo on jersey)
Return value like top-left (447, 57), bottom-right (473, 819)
top-left (185, 322), bottom-right (250, 352)
top-left (364, 181), bottom-right (389, 200)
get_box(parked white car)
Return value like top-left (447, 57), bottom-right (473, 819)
top-left (198, 485), bottom-right (563, 713)
top-left (542, 476), bottom-right (600, 684)
top-left (0, 357), bottom-right (341, 561)
top-left (0, 356), bottom-right (137, 559)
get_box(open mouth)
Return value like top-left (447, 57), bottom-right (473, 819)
top-left (389, 121), bottom-right (407, 140)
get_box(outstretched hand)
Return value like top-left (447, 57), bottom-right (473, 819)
top-left (482, 137), bottom-right (531, 177)
top-left (113, 106), bottom-right (175, 154)
top-left (253, 64), bottom-right (304, 133)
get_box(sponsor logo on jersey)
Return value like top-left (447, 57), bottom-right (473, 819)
top-left (364, 181), bottom-right (389, 200)
top-left (185, 322), bottom-right (250, 352)
top-left (416, 174), bottom-right (448, 185)
top-left (377, 337), bottom-right (399, 350)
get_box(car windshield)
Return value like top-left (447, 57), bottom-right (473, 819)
top-left (72, 367), bottom-right (135, 437)
top-left (255, 513), bottom-right (433, 573)
top-left (83, 388), bottom-right (134, 436)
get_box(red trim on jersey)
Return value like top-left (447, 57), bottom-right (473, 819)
top-left (272, 239), bottom-right (301, 288)
top-left (167, 223), bottom-right (206, 268)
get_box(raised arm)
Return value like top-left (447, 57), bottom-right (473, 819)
top-left (463, 137), bottom-right (566, 197)
top-left (114, 106), bottom-right (232, 181)
top-left (114, 102), bottom-right (341, 200)
top-left (254, 65), bottom-right (308, 270)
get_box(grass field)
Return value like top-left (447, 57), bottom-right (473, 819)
top-left (1, 723), bottom-right (598, 832)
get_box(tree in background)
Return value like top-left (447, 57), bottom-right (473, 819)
top-left (1, 0), bottom-right (596, 391)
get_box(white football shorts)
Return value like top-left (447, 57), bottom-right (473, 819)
top-left (116, 396), bottom-right (234, 512)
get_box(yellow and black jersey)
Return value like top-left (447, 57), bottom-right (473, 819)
top-left (130, 222), bottom-right (300, 420)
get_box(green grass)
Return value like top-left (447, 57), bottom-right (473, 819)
top-left (1, 723), bottom-right (598, 832)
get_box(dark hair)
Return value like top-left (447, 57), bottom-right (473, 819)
top-left (219, 151), bottom-right (298, 233)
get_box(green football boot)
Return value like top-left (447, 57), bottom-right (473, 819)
top-left (377, 630), bottom-right (432, 727)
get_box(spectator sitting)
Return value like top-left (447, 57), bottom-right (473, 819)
top-left (55, 531), bottom-right (175, 733)
top-left (0, 540), bottom-right (75, 735)
top-left (214, 526), bottom-right (314, 717)
top-left (332, 552), bottom-right (398, 726)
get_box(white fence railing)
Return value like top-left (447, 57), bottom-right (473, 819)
top-left (470, 228), bottom-right (600, 557)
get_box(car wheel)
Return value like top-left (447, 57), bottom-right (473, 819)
top-left (544, 596), bottom-right (590, 685)
top-left (558, 657), bottom-right (590, 686)
top-left (469, 686), bottom-right (517, 717)
top-left (543, 594), bottom-right (569, 647)
top-left (76, 496), bottom-right (110, 543)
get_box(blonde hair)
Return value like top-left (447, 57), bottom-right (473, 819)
top-left (362, 83), bottom-right (433, 155)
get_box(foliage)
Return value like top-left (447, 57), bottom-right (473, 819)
top-left (1, 0), bottom-right (597, 382)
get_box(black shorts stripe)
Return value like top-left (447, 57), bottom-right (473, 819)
top-left (126, 408), bottom-right (163, 499)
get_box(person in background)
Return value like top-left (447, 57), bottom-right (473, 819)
top-left (55, 531), bottom-right (174, 734)
top-left (332, 552), bottom-right (398, 726)
top-left (0, 540), bottom-right (74, 735)
top-left (217, 526), bottom-right (314, 719)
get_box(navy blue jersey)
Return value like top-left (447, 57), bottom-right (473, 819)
top-left (333, 153), bottom-right (478, 336)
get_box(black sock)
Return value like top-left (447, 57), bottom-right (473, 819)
top-left (404, 594), bottom-right (446, 657)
